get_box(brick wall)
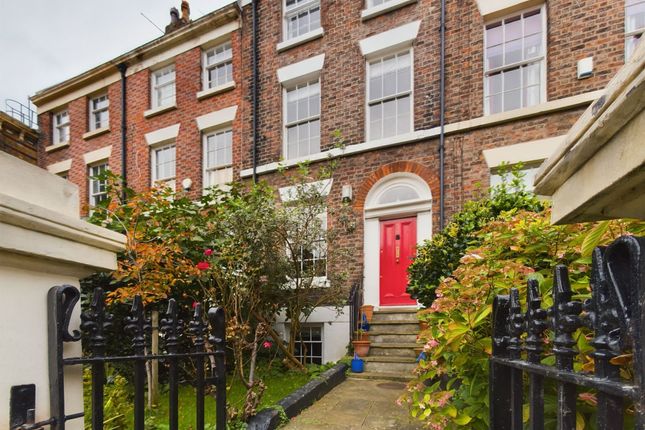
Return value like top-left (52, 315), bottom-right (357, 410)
top-left (38, 27), bottom-right (244, 214)
top-left (38, 0), bottom-right (627, 230)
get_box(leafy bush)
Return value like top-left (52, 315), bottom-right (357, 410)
top-left (400, 209), bottom-right (645, 429)
top-left (407, 167), bottom-right (543, 307)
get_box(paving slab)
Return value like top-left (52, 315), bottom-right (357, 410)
top-left (283, 378), bottom-right (421, 429)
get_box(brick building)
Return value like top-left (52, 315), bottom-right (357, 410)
top-left (33, 0), bottom-right (642, 363)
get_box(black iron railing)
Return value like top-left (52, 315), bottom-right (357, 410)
top-left (348, 280), bottom-right (364, 341)
top-left (11, 286), bottom-right (227, 430)
top-left (490, 235), bottom-right (645, 429)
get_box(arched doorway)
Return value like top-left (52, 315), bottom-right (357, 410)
top-left (363, 173), bottom-right (432, 308)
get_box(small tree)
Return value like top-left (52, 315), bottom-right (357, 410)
top-left (272, 160), bottom-right (354, 363)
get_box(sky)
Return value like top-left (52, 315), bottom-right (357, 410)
top-left (0, 0), bottom-right (235, 110)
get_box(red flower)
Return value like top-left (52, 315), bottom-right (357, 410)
top-left (262, 341), bottom-right (272, 349)
top-left (196, 261), bottom-right (210, 271)
top-left (204, 249), bottom-right (213, 257)
top-left (192, 302), bottom-right (199, 309)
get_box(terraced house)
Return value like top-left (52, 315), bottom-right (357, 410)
top-left (34, 0), bottom-right (642, 369)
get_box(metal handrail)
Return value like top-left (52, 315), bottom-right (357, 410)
top-left (4, 99), bottom-right (38, 130)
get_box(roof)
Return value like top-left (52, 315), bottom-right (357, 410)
top-left (31, 2), bottom-right (239, 107)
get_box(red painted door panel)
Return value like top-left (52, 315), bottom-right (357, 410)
top-left (379, 217), bottom-right (417, 306)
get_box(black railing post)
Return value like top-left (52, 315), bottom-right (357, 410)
top-left (208, 308), bottom-right (226, 430)
top-left (47, 285), bottom-right (81, 430)
top-left (189, 304), bottom-right (208, 430)
top-left (525, 279), bottom-right (547, 430)
top-left (125, 296), bottom-right (148, 430)
top-left (81, 288), bottom-right (112, 430)
top-left (605, 236), bottom-right (645, 428)
top-left (552, 266), bottom-right (582, 430)
top-left (490, 294), bottom-right (512, 430)
top-left (508, 288), bottom-right (525, 430)
top-left (160, 300), bottom-right (181, 430)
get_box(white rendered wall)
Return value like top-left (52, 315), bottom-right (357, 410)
top-left (0, 264), bottom-right (83, 429)
top-left (274, 306), bottom-right (350, 363)
top-left (0, 153), bottom-right (125, 429)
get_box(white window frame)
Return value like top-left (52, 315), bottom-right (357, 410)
top-left (283, 78), bottom-right (321, 160)
top-left (626, 0), bottom-right (645, 60)
top-left (203, 127), bottom-right (233, 190)
top-left (202, 41), bottom-right (233, 90)
top-left (88, 162), bottom-right (109, 207)
top-left (365, 48), bottom-right (414, 142)
top-left (293, 324), bottom-right (323, 365)
top-left (53, 109), bottom-right (70, 144)
top-left (151, 64), bottom-right (176, 109)
top-left (283, 0), bottom-right (321, 41)
top-left (483, 5), bottom-right (547, 115)
top-left (150, 143), bottom-right (176, 189)
top-left (88, 93), bottom-right (109, 131)
top-left (293, 210), bottom-right (327, 280)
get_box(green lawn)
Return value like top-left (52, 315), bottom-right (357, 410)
top-left (85, 362), bottom-right (330, 429)
top-left (120, 365), bottom-right (312, 429)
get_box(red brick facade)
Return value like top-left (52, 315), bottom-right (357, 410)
top-left (36, 0), bottom-right (627, 285)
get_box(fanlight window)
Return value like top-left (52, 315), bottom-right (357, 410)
top-left (377, 185), bottom-right (420, 205)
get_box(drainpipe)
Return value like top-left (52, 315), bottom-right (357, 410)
top-left (117, 62), bottom-right (128, 202)
top-left (438, 0), bottom-right (446, 229)
top-left (251, 0), bottom-right (259, 183)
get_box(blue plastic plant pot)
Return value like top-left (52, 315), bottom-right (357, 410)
top-left (351, 358), bottom-right (364, 373)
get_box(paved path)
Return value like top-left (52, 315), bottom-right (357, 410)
top-left (283, 378), bottom-right (422, 429)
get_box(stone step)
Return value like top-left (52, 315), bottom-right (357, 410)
top-left (371, 310), bottom-right (419, 323)
top-left (369, 332), bottom-right (418, 344)
top-left (370, 343), bottom-right (419, 358)
top-left (347, 371), bottom-right (414, 382)
top-left (363, 357), bottom-right (418, 374)
top-left (369, 321), bottom-right (419, 334)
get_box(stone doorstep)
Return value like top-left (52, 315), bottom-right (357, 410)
top-left (369, 333), bottom-right (418, 343)
top-left (368, 321), bottom-right (419, 334)
top-left (371, 312), bottom-right (419, 323)
top-left (348, 371), bottom-right (414, 382)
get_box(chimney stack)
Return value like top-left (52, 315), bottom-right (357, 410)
top-left (181, 1), bottom-right (190, 23)
top-left (165, 1), bottom-right (190, 34)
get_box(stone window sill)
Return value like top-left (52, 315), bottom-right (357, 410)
top-left (144, 103), bottom-right (177, 119)
top-left (277, 27), bottom-right (324, 53)
top-left (197, 81), bottom-right (236, 101)
top-left (361, 0), bottom-right (418, 21)
top-left (45, 141), bottom-right (70, 152)
top-left (82, 127), bottom-right (110, 140)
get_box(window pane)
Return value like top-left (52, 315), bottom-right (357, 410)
top-left (486, 22), bottom-right (503, 46)
top-left (378, 185), bottom-right (419, 205)
top-left (523, 63), bottom-right (541, 87)
top-left (504, 89), bottom-right (522, 111)
top-left (505, 16), bottom-right (522, 41)
top-left (486, 93), bottom-right (503, 114)
top-left (487, 73), bottom-right (502, 95)
top-left (524, 11), bottom-right (542, 35)
top-left (486, 44), bottom-right (504, 69)
top-left (524, 85), bottom-right (541, 108)
top-left (504, 67), bottom-right (521, 91)
top-left (370, 104), bottom-right (382, 140)
top-left (382, 99), bottom-right (396, 138)
top-left (626, 34), bottom-right (643, 60)
top-left (524, 33), bottom-right (542, 59)
top-left (397, 54), bottom-right (412, 93)
top-left (397, 96), bottom-right (411, 135)
top-left (627, 1), bottom-right (645, 32)
top-left (504, 38), bottom-right (522, 64)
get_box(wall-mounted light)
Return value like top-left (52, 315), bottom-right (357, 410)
top-left (182, 178), bottom-right (192, 191)
top-left (341, 184), bottom-right (353, 203)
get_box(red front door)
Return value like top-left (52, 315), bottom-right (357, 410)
top-left (379, 217), bottom-right (417, 306)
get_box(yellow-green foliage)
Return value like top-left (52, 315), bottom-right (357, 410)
top-left (402, 208), bottom-right (645, 429)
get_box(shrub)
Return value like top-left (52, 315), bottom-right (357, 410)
top-left (401, 209), bottom-right (645, 429)
top-left (407, 167), bottom-right (543, 306)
